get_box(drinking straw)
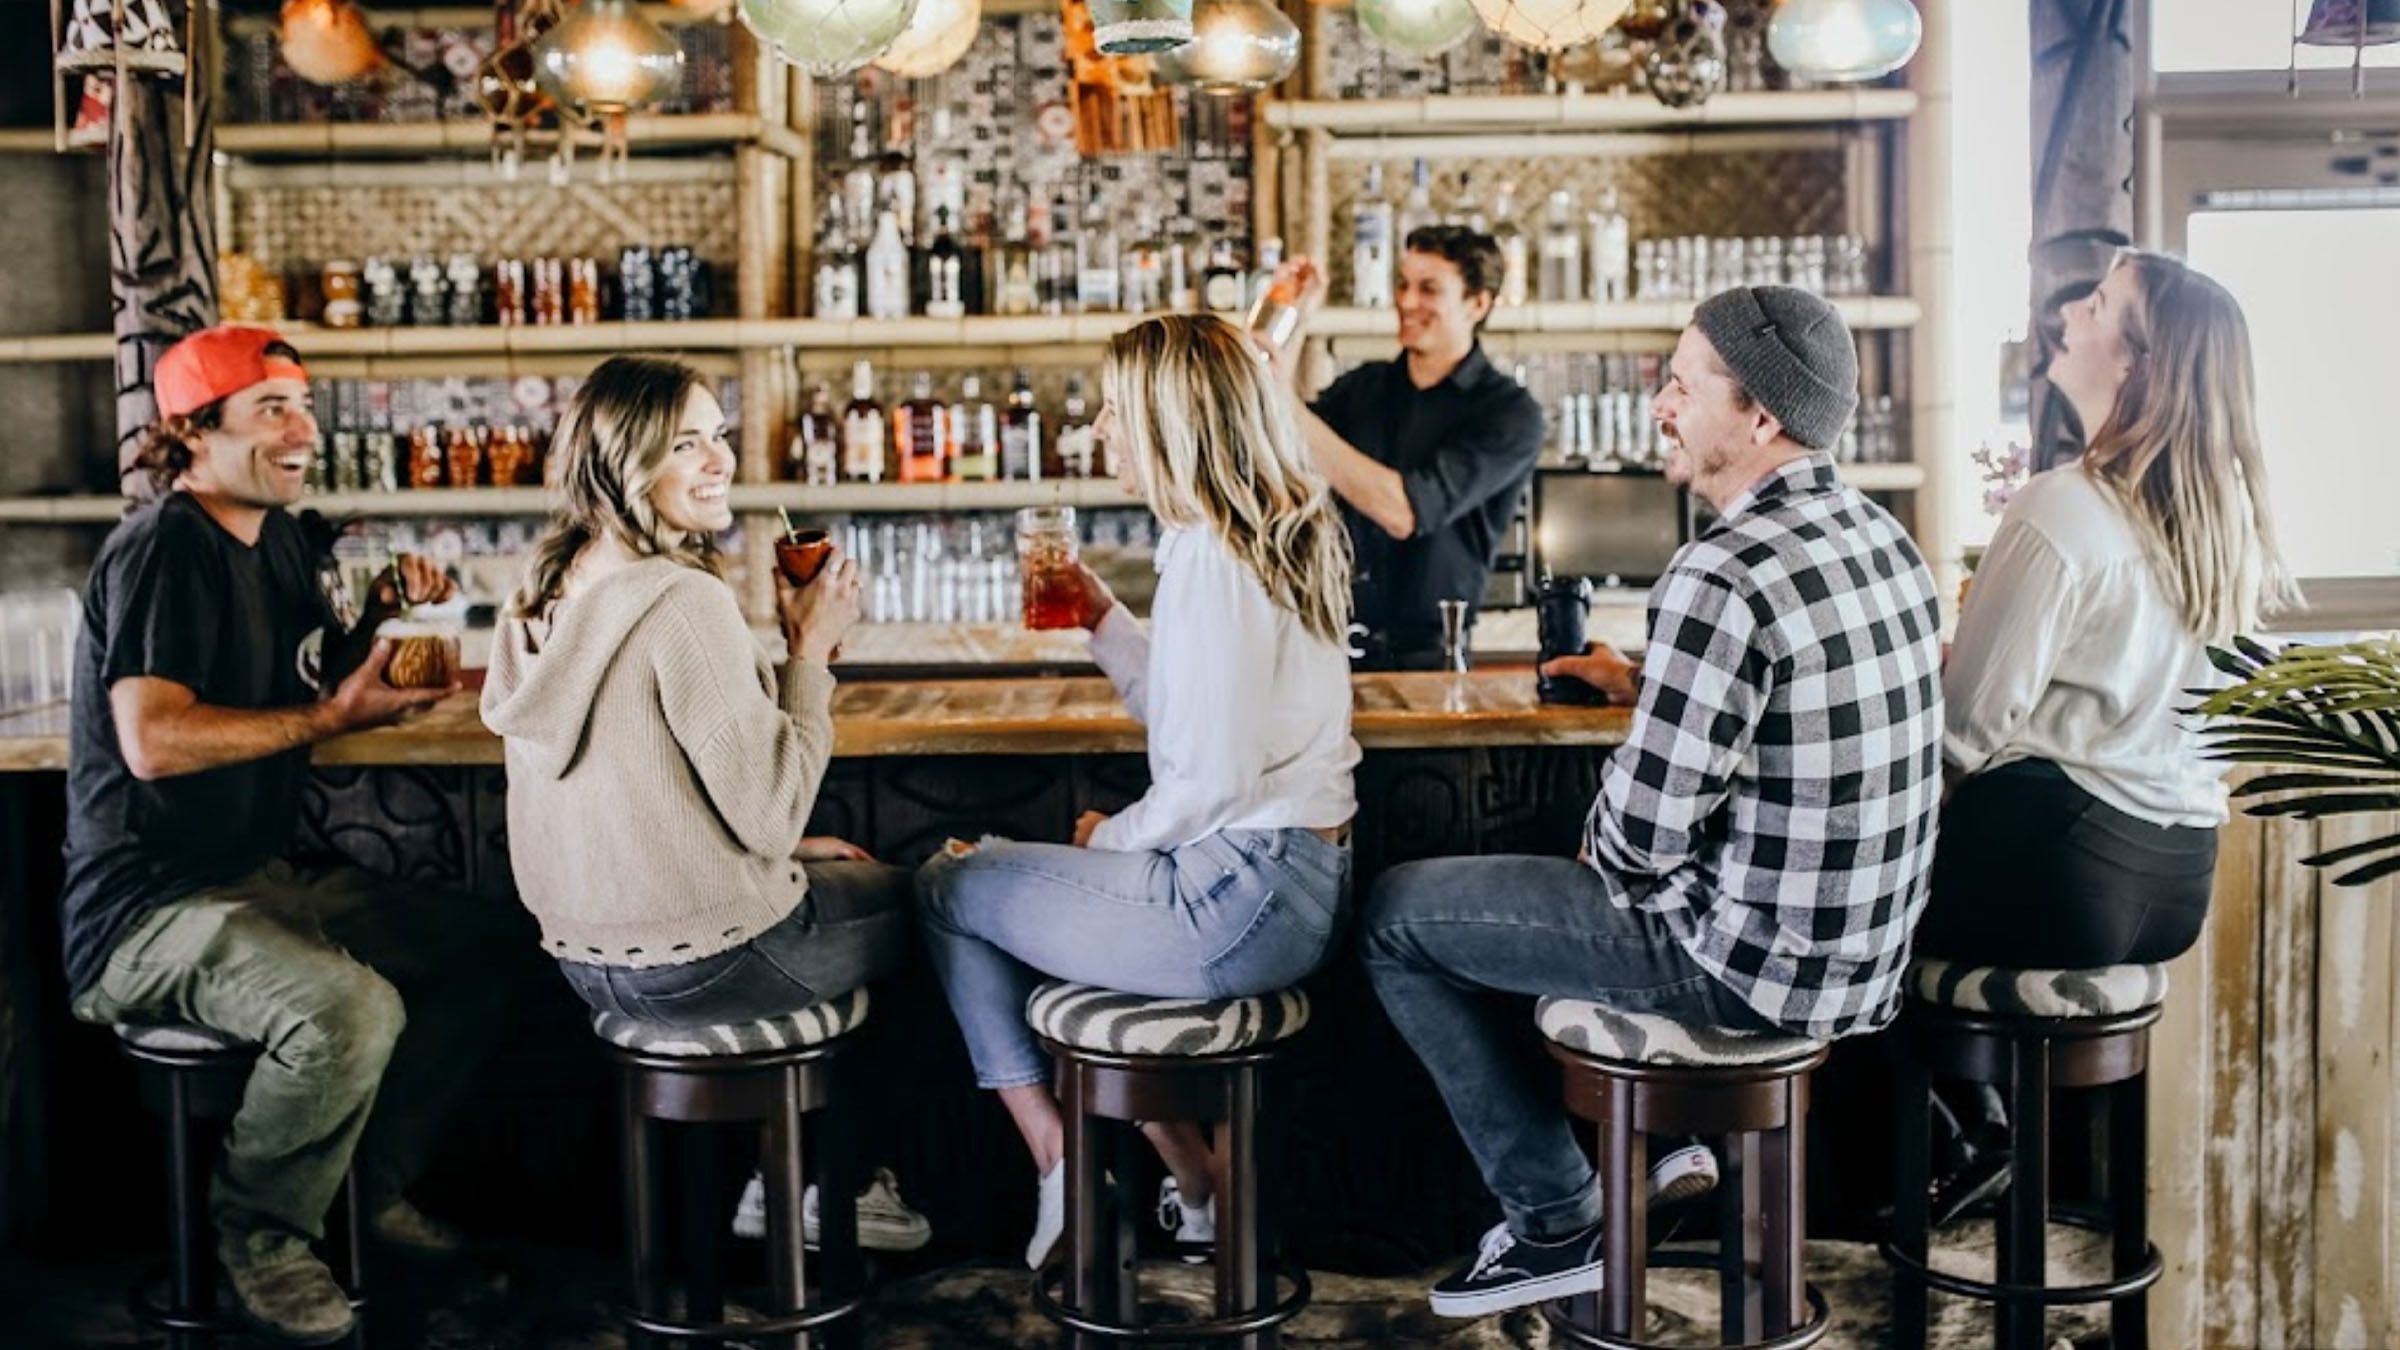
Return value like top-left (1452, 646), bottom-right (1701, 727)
top-left (777, 506), bottom-right (799, 542)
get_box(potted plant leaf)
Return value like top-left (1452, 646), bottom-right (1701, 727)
top-left (2195, 635), bottom-right (2400, 886)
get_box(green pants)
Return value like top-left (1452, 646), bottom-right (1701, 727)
top-left (72, 858), bottom-right (531, 1271)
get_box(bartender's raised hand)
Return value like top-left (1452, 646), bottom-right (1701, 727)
top-left (1072, 810), bottom-right (1111, 848)
top-left (781, 549), bottom-right (862, 665)
top-left (368, 553), bottom-right (456, 615)
top-left (1277, 256), bottom-right (1329, 318)
top-left (1540, 642), bottom-right (1640, 706)
top-left (1067, 562), bottom-right (1118, 630)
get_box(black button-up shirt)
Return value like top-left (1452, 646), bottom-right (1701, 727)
top-left (1310, 344), bottom-right (1544, 664)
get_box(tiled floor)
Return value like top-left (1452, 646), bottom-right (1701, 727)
top-left (4, 1223), bottom-right (2113, 1349)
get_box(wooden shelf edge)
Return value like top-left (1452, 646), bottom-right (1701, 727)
top-left (214, 113), bottom-right (800, 159)
top-left (1313, 296), bottom-right (1921, 337)
top-left (0, 481), bottom-right (1148, 524)
top-left (1265, 88), bottom-right (1917, 134)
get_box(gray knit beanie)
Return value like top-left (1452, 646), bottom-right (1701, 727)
top-left (1691, 285), bottom-right (1858, 451)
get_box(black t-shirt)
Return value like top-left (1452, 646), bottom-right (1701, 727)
top-left (1309, 344), bottom-right (1544, 664)
top-left (59, 494), bottom-right (338, 1000)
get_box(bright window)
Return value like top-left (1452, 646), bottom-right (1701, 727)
top-left (2153, 0), bottom-right (2400, 73)
top-left (1946, 0), bottom-right (2032, 551)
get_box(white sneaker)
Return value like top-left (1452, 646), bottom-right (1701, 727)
top-left (1026, 1161), bottom-right (1065, 1270)
top-left (1156, 1176), bottom-right (1216, 1262)
top-left (1647, 1142), bottom-right (1719, 1206)
top-left (730, 1167), bottom-right (933, 1252)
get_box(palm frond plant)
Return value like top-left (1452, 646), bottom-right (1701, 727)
top-left (2194, 635), bottom-right (2400, 887)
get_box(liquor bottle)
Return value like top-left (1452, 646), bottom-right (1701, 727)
top-left (1448, 170), bottom-right (1487, 232)
top-left (1000, 368), bottom-right (1044, 481)
top-left (876, 152), bottom-right (917, 247)
top-left (842, 360), bottom-right (888, 483)
top-left (1248, 236), bottom-right (1285, 310)
top-left (1491, 180), bottom-right (1529, 308)
top-left (1055, 373), bottom-right (1099, 479)
top-left (1075, 189), bottom-right (1122, 313)
top-left (1122, 210), bottom-right (1166, 315)
top-left (951, 373), bottom-right (999, 481)
top-left (925, 205), bottom-right (967, 319)
top-left (1396, 158), bottom-right (1438, 253)
top-left (864, 209), bottom-right (910, 320)
top-left (1589, 185), bottom-right (1631, 304)
top-left (813, 199), bottom-right (860, 320)
top-left (1167, 219), bottom-right (1203, 313)
top-left (994, 190), bottom-right (1038, 316)
top-left (1351, 162), bottom-right (1394, 309)
top-left (1034, 198), bottom-right (1076, 315)
top-left (895, 371), bottom-right (950, 483)
top-left (1538, 189), bottom-right (1584, 304)
top-left (841, 108), bottom-right (877, 241)
top-left (1200, 239), bottom-right (1246, 314)
top-left (792, 382), bottom-right (840, 485)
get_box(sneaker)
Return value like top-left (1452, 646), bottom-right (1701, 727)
top-left (730, 1168), bottom-right (934, 1253)
top-left (369, 1197), bottom-right (464, 1260)
top-left (1428, 1218), bottom-right (1608, 1319)
top-left (1156, 1176), bottom-right (1216, 1262)
top-left (1026, 1160), bottom-right (1065, 1270)
top-left (227, 1253), bottom-right (357, 1345)
top-left (1647, 1142), bottom-right (1719, 1207)
top-left (1929, 1152), bottom-right (2014, 1228)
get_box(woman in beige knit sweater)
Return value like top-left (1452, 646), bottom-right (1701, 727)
top-left (481, 355), bottom-right (928, 1251)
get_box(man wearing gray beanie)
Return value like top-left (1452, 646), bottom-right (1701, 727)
top-left (1360, 285), bottom-right (1947, 1319)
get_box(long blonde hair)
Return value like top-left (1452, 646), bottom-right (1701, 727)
top-left (2083, 250), bottom-right (2298, 641)
top-left (1101, 315), bottom-right (1352, 646)
top-left (507, 355), bottom-right (723, 618)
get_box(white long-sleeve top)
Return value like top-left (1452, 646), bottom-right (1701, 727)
top-left (1086, 527), bottom-right (1360, 852)
top-left (1943, 464), bottom-right (2228, 828)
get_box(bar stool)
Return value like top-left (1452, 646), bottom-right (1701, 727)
top-left (596, 987), bottom-right (871, 1350)
top-left (114, 1021), bottom-right (367, 1350)
top-left (1881, 959), bottom-right (2167, 1350)
top-left (1027, 980), bottom-right (1313, 1350)
top-left (1535, 999), bottom-right (1832, 1350)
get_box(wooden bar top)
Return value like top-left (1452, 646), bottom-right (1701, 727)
top-left (0, 670), bottom-right (1628, 773)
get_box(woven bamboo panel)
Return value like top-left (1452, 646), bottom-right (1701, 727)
top-left (1325, 149), bottom-right (1848, 300)
top-left (229, 180), bottom-right (741, 273)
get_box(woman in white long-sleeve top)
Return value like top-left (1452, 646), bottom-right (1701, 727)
top-left (916, 314), bottom-right (1360, 1271)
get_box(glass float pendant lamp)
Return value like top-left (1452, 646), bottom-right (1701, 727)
top-left (1466, 0), bottom-right (1630, 54)
top-left (533, 0), bottom-right (685, 176)
top-left (742, 0), bottom-right (923, 77)
top-left (1356, 0), bottom-right (1480, 59)
top-left (1765, 0), bottom-right (1921, 83)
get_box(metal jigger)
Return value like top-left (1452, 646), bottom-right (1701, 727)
top-left (1438, 599), bottom-right (1472, 674)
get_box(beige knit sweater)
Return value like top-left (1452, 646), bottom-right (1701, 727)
top-left (480, 558), bottom-right (835, 968)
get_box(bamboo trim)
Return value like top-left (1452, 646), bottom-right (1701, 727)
top-left (1903, 0), bottom-right (1955, 596)
top-left (304, 352), bottom-right (742, 379)
top-left (218, 4), bottom-right (710, 33)
top-left (1311, 297), bottom-right (1922, 336)
top-left (1319, 129), bottom-right (1850, 162)
top-left (1265, 88), bottom-right (1919, 133)
top-left (736, 146), bottom-right (772, 320)
top-left (213, 115), bottom-right (804, 160)
top-left (220, 155), bottom-right (734, 191)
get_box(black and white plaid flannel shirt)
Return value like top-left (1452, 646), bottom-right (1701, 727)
top-left (1585, 456), bottom-right (1945, 1038)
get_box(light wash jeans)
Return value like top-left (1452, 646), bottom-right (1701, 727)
top-left (1361, 855), bottom-right (1771, 1242)
top-left (916, 829), bottom-right (1350, 1089)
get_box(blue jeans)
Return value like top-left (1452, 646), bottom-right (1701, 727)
top-left (555, 862), bottom-right (913, 1026)
top-left (916, 829), bottom-right (1350, 1089)
top-left (1361, 855), bottom-right (1770, 1241)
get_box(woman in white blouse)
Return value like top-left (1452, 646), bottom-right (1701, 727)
top-left (916, 315), bottom-right (1360, 1270)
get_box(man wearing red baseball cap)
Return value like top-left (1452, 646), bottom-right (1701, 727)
top-left (60, 326), bottom-right (530, 1343)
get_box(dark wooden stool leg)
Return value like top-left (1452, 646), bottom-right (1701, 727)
top-left (2108, 1072), bottom-right (2150, 1350)
top-left (1995, 1037), bottom-right (2050, 1350)
top-left (337, 1169), bottom-right (368, 1349)
top-left (164, 1072), bottom-right (211, 1350)
top-left (1218, 1063), bottom-right (1268, 1350)
top-left (765, 1066), bottom-right (811, 1350)
top-left (1716, 1131), bottom-right (1750, 1344)
top-left (682, 1124), bottom-right (729, 1329)
top-left (810, 1065), bottom-right (863, 1350)
top-left (1106, 1121), bottom-right (1141, 1332)
top-left (1601, 1075), bottom-right (1647, 1340)
top-left (1889, 1047), bottom-right (1933, 1349)
top-left (1063, 1058), bottom-right (1110, 1350)
top-left (622, 1073), bottom-right (671, 1350)
top-left (1761, 1076), bottom-right (1807, 1337)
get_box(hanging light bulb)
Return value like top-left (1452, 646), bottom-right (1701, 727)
top-left (873, 0), bottom-right (982, 76)
top-left (277, 0), bottom-right (386, 85)
top-left (1089, 0), bottom-right (1194, 54)
top-left (742, 0), bottom-right (923, 76)
top-left (1153, 0), bottom-right (1300, 93)
top-left (1466, 0), bottom-right (1630, 55)
top-left (1355, 0), bottom-right (1478, 58)
top-left (532, 0), bottom-right (685, 113)
top-left (1765, 0), bottom-right (1921, 83)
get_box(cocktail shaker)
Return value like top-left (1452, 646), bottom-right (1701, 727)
top-left (1535, 574), bottom-right (1609, 706)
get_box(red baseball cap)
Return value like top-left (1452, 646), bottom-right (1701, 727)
top-left (154, 325), bottom-right (309, 419)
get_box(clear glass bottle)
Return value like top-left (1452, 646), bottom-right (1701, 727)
top-left (1396, 158), bottom-right (1437, 254)
top-left (813, 199), bottom-right (860, 321)
top-left (925, 204), bottom-right (967, 320)
top-left (1167, 218), bottom-right (1202, 313)
top-left (1248, 236), bottom-right (1285, 310)
top-left (1588, 186), bottom-right (1630, 304)
top-left (1055, 373), bottom-right (1098, 479)
top-left (1351, 162), bottom-right (1395, 310)
top-left (841, 360), bottom-right (888, 484)
top-left (1122, 211), bottom-right (1166, 314)
top-left (876, 151), bottom-right (917, 247)
top-left (1448, 169), bottom-right (1487, 232)
top-left (951, 373), bottom-right (998, 481)
top-left (1000, 368), bottom-right (1044, 481)
top-left (995, 191), bottom-right (1038, 316)
top-left (1201, 239), bottom-right (1246, 314)
top-left (1075, 189), bottom-right (1122, 314)
top-left (793, 381), bottom-right (840, 485)
top-left (864, 209), bottom-right (910, 320)
top-left (1491, 180), bottom-right (1529, 308)
top-left (1538, 189), bottom-right (1584, 304)
top-left (895, 371), bottom-right (950, 483)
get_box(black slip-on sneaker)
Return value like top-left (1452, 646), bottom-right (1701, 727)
top-left (1428, 1218), bottom-right (1608, 1319)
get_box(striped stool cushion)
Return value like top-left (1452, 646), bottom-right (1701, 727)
top-left (1535, 999), bottom-right (1825, 1067)
top-left (591, 986), bottom-right (869, 1057)
top-left (1026, 981), bottom-right (1309, 1057)
top-left (1907, 959), bottom-right (2166, 1018)
top-left (115, 1023), bottom-right (253, 1054)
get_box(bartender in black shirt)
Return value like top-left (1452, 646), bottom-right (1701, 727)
top-left (1269, 226), bottom-right (1544, 669)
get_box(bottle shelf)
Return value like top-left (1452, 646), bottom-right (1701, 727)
top-left (1311, 297), bottom-right (1920, 338)
top-left (0, 480), bottom-right (1138, 525)
top-left (1266, 88), bottom-right (1917, 135)
top-left (211, 114), bottom-right (803, 160)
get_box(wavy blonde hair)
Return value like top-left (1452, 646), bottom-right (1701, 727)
top-left (507, 355), bottom-right (723, 618)
top-left (1101, 315), bottom-right (1352, 646)
top-left (2083, 249), bottom-right (2297, 641)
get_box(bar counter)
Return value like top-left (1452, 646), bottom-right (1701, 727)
top-left (0, 669), bottom-right (1629, 772)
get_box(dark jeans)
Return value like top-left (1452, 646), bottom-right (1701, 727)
top-left (1918, 759), bottom-right (2217, 969)
top-left (1361, 854), bottom-right (1771, 1241)
top-left (556, 862), bottom-right (913, 1026)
